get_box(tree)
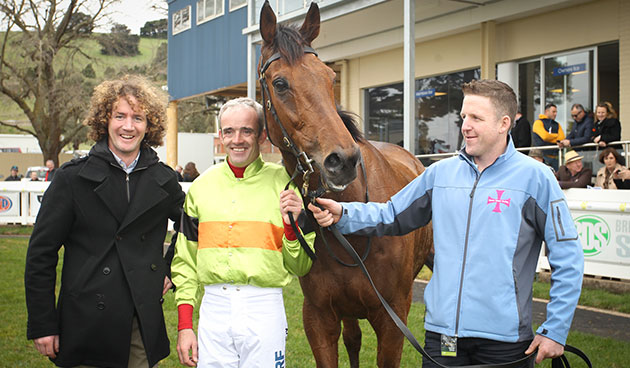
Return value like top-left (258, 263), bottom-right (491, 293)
top-left (0, 0), bottom-right (118, 167)
top-left (98, 23), bottom-right (140, 56)
top-left (140, 19), bottom-right (167, 39)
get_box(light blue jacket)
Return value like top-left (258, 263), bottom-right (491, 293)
top-left (337, 139), bottom-right (583, 345)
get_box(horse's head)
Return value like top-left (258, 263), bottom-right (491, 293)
top-left (259, 1), bottom-right (361, 192)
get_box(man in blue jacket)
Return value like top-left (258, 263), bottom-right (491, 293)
top-left (558, 103), bottom-right (593, 150)
top-left (309, 79), bottom-right (584, 367)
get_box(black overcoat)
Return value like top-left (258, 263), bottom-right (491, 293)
top-left (25, 140), bottom-right (185, 368)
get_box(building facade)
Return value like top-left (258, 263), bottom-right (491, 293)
top-left (166, 0), bottom-right (628, 163)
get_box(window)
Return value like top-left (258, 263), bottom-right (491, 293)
top-left (172, 6), bottom-right (191, 35)
top-left (414, 69), bottom-right (480, 155)
top-left (230, 0), bottom-right (247, 11)
top-left (364, 68), bottom-right (480, 157)
top-left (197, 0), bottom-right (224, 24)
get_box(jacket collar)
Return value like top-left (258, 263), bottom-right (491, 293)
top-left (79, 139), bottom-right (159, 182)
top-left (221, 155), bottom-right (265, 180)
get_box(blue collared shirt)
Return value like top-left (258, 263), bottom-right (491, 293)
top-left (109, 150), bottom-right (140, 174)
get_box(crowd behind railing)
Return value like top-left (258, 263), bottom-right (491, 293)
top-left (417, 100), bottom-right (628, 189)
top-left (416, 140), bottom-right (630, 189)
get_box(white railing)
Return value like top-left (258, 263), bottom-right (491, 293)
top-left (415, 140), bottom-right (630, 164)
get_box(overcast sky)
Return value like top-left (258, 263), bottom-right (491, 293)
top-left (94, 0), bottom-right (167, 35)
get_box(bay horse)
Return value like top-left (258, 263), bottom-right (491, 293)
top-left (258, 2), bottom-right (433, 367)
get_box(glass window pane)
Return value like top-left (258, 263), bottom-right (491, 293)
top-left (206, 0), bottom-right (215, 17)
top-left (414, 68), bottom-right (480, 155)
top-left (544, 51), bottom-right (592, 132)
top-left (364, 83), bottom-right (404, 146)
top-left (230, 0), bottom-right (247, 11)
top-left (519, 60), bottom-right (541, 130)
top-left (216, 0), bottom-right (224, 15)
top-left (197, 1), bottom-right (204, 21)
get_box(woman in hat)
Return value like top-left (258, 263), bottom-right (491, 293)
top-left (555, 150), bottom-right (592, 189)
top-left (595, 148), bottom-right (624, 189)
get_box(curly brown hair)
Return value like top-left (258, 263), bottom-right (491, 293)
top-left (84, 75), bottom-right (168, 147)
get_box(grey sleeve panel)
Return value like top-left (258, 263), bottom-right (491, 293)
top-left (351, 189), bottom-right (433, 237)
top-left (513, 196), bottom-right (546, 341)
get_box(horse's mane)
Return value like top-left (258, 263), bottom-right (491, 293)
top-left (338, 108), bottom-right (364, 143)
top-left (268, 25), bottom-right (364, 143)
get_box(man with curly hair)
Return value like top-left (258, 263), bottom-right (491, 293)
top-left (25, 75), bottom-right (185, 368)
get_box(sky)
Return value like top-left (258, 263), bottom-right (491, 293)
top-left (94, 0), bottom-right (167, 35)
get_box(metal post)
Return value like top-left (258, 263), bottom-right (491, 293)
top-left (403, 0), bottom-right (416, 154)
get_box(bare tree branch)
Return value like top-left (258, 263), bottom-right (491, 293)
top-left (0, 119), bottom-right (36, 135)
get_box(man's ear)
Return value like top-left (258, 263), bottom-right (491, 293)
top-left (258, 128), bottom-right (268, 145)
top-left (499, 115), bottom-right (511, 134)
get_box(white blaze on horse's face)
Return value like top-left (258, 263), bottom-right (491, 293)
top-left (219, 106), bottom-right (266, 168)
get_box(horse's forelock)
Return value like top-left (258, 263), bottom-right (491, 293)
top-left (267, 24), bottom-right (306, 65)
top-left (338, 108), bottom-right (364, 143)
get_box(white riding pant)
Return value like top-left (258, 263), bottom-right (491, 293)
top-left (197, 284), bottom-right (288, 368)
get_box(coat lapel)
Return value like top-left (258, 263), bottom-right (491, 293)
top-left (118, 166), bottom-right (170, 232)
top-left (79, 156), bottom-right (127, 224)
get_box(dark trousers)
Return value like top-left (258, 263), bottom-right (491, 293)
top-left (422, 331), bottom-right (534, 368)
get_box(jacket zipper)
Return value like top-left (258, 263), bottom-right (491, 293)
top-left (454, 162), bottom-right (484, 337)
top-left (125, 174), bottom-right (130, 203)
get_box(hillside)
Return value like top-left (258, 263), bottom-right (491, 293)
top-left (0, 36), bottom-right (167, 134)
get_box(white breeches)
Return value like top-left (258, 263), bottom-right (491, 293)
top-left (197, 284), bottom-right (288, 368)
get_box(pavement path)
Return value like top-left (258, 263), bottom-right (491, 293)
top-left (412, 280), bottom-right (630, 341)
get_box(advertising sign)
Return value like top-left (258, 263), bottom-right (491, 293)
top-left (538, 189), bottom-right (630, 280)
top-left (0, 192), bottom-right (20, 217)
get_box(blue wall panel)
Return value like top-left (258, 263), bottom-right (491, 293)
top-left (168, 0), bottom-right (248, 101)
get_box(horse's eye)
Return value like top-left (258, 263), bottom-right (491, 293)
top-left (272, 78), bottom-right (289, 93)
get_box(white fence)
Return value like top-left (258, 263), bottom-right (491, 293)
top-left (2, 182), bottom-right (629, 280)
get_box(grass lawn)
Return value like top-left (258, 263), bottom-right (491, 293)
top-left (2, 227), bottom-right (629, 367)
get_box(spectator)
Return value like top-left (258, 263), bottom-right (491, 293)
top-left (532, 103), bottom-right (565, 170)
top-left (175, 164), bottom-right (184, 182)
top-left (528, 149), bottom-right (555, 172)
top-left (5, 165), bottom-right (22, 181)
top-left (29, 171), bottom-right (40, 181)
top-left (591, 101), bottom-right (621, 147)
top-left (182, 162), bottom-right (199, 182)
top-left (309, 80), bottom-right (583, 366)
top-left (172, 97), bottom-right (315, 367)
top-left (555, 150), bottom-right (592, 189)
top-left (595, 147), bottom-right (624, 189)
top-left (24, 75), bottom-right (185, 368)
top-left (44, 160), bottom-right (56, 181)
top-left (558, 103), bottom-right (593, 149)
top-left (511, 111), bottom-right (531, 148)
top-left (612, 166), bottom-right (630, 189)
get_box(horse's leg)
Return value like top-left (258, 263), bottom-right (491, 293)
top-left (303, 299), bottom-right (342, 367)
top-left (342, 318), bottom-right (362, 368)
top-left (368, 301), bottom-right (411, 368)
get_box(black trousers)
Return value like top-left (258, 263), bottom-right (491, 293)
top-left (422, 331), bottom-right (534, 368)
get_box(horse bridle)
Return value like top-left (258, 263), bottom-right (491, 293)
top-left (259, 46), bottom-right (328, 200)
top-left (259, 45), bottom-right (372, 265)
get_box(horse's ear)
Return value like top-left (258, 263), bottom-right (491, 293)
top-left (299, 2), bottom-right (320, 45)
top-left (260, 0), bottom-right (277, 44)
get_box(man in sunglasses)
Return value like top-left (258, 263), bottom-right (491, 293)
top-left (557, 103), bottom-right (593, 150)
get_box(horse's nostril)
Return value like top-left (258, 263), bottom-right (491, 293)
top-left (324, 152), bottom-right (342, 172)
